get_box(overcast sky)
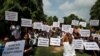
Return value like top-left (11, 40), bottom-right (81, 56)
top-left (43, 0), bottom-right (97, 21)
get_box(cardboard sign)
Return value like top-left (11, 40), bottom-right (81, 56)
top-left (21, 18), bottom-right (32, 27)
top-left (2, 40), bottom-right (25, 56)
top-left (90, 20), bottom-right (99, 26)
top-left (80, 29), bottom-right (90, 37)
top-left (79, 22), bottom-right (87, 27)
top-left (5, 11), bottom-right (18, 21)
top-left (53, 22), bottom-right (60, 27)
top-left (71, 20), bottom-right (79, 26)
top-left (84, 42), bottom-right (100, 50)
top-left (73, 39), bottom-right (84, 49)
top-left (33, 22), bottom-right (43, 29)
top-left (37, 37), bottom-right (49, 47)
top-left (50, 38), bottom-right (61, 46)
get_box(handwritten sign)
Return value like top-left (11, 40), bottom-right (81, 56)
top-left (71, 20), bottom-right (79, 26)
top-left (33, 22), bottom-right (43, 29)
top-left (73, 39), bottom-right (84, 49)
top-left (79, 22), bottom-right (87, 27)
top-left (5, 11), bottom-right (18, 21)
top-left (2, 40), bottom-right (25, 56)
top-left (37, 37), bottom-right (49, 47)
top-left (92, 34), bottom-right (100, 40)
top-left (42, 25), bottom-right (50, 32)
top-left (21, 18), bottom-right (32, 27)
top-left (90, 20), bottom-right (99, 26)
top-left (53, 22), bottom-right (60, 27)
top-left (50, 38), bottom-right (61, 46)
top-left (84, 42), bottom-right (100, 50)
top-left (80, 29), bottom-right (90, 37)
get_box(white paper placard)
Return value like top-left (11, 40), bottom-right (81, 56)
top-left (33, 22), bottom-right (43, 29)
top-left (58, 18), bottom-right (64, 23)
top-left (90, 20), bottom-right (99, 26)
top-left (71, 20), bottom-right (79, 26)
top-left (50, 38), bottom-right (61, 46)
top-left (37, 37), bottom-right (49, 47)
top-left (62, 25), bottom-right (71, 32)
top-left (62, 25), bottom-right (73, 33)
top-left (21, 18), bottom-right (32, 27)
top-left (5, 11), bottom-right (18, 21)
top-left (53, 22), bottom-right (60, 27)
top-left (73, 39), bottom-right (84, 49)
top-left (80, 29), bottom-right (90, 37)
top-left (84, 42), bottom-right (100, 50)
top-left (92, 34), bottom-right (100, 40)
top-left (2, 40), bottom-right (25, 56)
top-left (42, 25), bottom-right (50, 32)
top-left (79, 22), bottom-right (87, 27)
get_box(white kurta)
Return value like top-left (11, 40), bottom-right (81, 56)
top-left (63, 42), bottom-right (76, 56)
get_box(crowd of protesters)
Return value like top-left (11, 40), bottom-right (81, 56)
top-left (0, 23), bottom-right (100, 56)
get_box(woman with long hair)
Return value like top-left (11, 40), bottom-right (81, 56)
top-left (63, 33), bottom-right (76, 56)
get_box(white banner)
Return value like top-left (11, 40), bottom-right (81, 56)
top-left (5, 11), bottom-right (18, 21)
top-left (33, 22), bottom-right (43, 29)
top-left (50, 38), bottom-right (61, 46)
top-left (21, 18), bottom-right (32, 27)
top-left (90, 20), bottom-right (99, 26)
top-left (73, 39), bottom-right (84, 49)
top-left (80, 29), bottom-right (90, 37)
top-left (84, 42), bottom-right (100, 50)
top-left (37, 37), bottom-right (49, 47)
top-left (71, 20), bottom-right (79, 26)
top-left (2, 40), bottom-right (25, 56)
top-left (79, 22), bottom-right (87, 27)
top-left (53, 22), bottom-right (60, 27)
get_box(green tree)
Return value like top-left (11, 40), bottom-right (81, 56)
top-left (0, 0), bottom-right (45, 21)
top-left (46, 16), bottom-right (53, 25)
top-left (90, 0), bottom-right (100, 30)
top-left (53, 16), bottom-right (58, 22)
top-left (63, 14), bottom-right (79, 24)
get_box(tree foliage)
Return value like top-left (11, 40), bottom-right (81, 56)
top-left (63, 14), bottom-right (85, 24)
top-left (0, 0), bottom-right (45, 21)
top-left (90, 0), bottom-right (100, 30)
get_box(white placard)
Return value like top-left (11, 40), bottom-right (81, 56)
top-left (5, 11), bottom-right (18, 21)
top-left (71, 20), bottom-right (79, 26)
top-left (42, 25), bottom-right (50, 32)
top-left (73, 39), bottom-right (84, 49)
top-left (84, 42), bottom-right (100, 50)
top-left (53, 22), bottom-right (60, 27)
top-left (21, 18), bottom-right (32, 27)
top-left (33, 22), bottom-right (43, 29)
top-left (58, 18), bottom-right (64, 23)
top-left (62, 25), bottom-right (73, 33)
top-left (2, 40), bottom-right (25, 56)
top-left (80, 29), bottom-right (90, 37)
top-left (92, 34), bottom-right (100, 40)
top-left (50, 38), bottom-right (61, 46)
top-left (79, 22), bottom-right (87, 27)
top-left (37, 37), bottom-right (49, 47)
top-left (90, 20), bottom-right (99, 26)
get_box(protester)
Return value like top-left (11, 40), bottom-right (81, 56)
top-left (23, 33), bottom-right (33, 56)
top-left (0, 36), bottom-right (10, 56)
top-left (63, 33), bottom-right (76, 56)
